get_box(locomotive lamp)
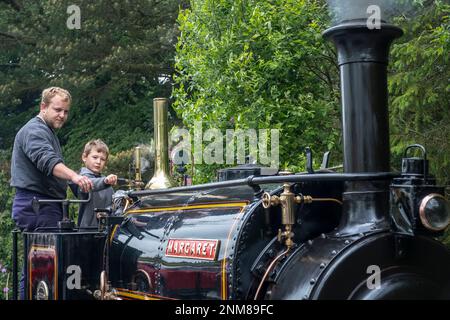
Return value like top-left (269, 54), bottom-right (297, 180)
top-left (391, 144), bottom-right (450, 234)
top-left (419, 194), bottom-right (450, 232)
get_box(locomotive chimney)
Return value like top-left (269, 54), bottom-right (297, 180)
top-left (323, 1), bottom-right (402, 235)
top-left (146, 98), bottom-right (174, 189)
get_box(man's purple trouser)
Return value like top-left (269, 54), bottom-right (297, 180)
top-left (12, 188), bottom-right (63, 231)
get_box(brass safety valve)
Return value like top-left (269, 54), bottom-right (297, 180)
top-left (262, 183), bottom-right (311, 248)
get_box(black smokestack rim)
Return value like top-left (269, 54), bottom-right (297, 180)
top-left (323, 20), bottom-right (403, 66)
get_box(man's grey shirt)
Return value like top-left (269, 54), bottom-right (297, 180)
top-left (10, 116), bottom-right (66, 198)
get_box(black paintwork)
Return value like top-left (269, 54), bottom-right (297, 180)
top-left (24, 231), bottom-right (105, 300)
top-left (129, 173), bottom-right (398, 198)
top-left (323, 21), bottom-right (402, 175)
top-left (268, 232), bottom-right (450, 299)
top-left (111, 181), bottom-right (343, 300)
top-left (111, 185), bottom-right (263, 299)
top-left (323, 21), bottom-right (403, 237)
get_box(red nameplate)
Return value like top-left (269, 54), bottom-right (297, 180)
top-left (165, 238), bottom-right (220, 261)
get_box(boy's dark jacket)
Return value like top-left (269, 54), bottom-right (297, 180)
top-left (71, 167), bottom-right (114, 227)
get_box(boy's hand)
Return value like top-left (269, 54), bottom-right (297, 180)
top-left (104, 174), bottom-right (118, 185)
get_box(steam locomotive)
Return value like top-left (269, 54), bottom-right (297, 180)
top-left (13, 13), bottom-right (450, 300)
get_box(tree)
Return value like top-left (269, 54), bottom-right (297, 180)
top-left (0, 0), bottom-right (184, 168)
top-left (0, 151), bottom-right (16, 300)
top-left (173, 0), bottom-right (341, 182)
top-left (389, 1), bottom-right (450, 184)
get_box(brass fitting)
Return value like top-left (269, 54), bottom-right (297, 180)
top-left (134, 147), bottom-right (142, 187)
top-left (94, 271), bottom-right (121, 300)
top-left (277, 225), bottom-right (295, 248)
top-left (262, 182), bottom-right (299, 248)
top-left (146, 98), bottom-right (175, 189)
top-left (262, 182), bottom-right (341, 249)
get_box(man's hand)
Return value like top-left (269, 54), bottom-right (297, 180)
top-left (53, 163), bottom-right (93, 193)
top-left (104, 174), bottom-right (118, 185)
top-left (72, 174), bottom-right (93, 193)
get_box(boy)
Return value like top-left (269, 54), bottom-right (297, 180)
top-left (75, 139), bottom-right (117, 228)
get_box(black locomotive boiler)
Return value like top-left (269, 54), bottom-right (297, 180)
top-left (16, 12), bottom-right (450, 300)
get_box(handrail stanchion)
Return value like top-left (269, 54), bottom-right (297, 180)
top-left (12, 228), bottom-right (19, 300)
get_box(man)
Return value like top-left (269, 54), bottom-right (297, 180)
top-left (11, 87), bottom-right (94, 299)
top-left (11, 86), bottom-right (93, 231)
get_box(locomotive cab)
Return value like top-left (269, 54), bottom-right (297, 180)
top-left (24, 230), bottom-right (105, 300)
top-left (20, 193), bottom-right (121, 300)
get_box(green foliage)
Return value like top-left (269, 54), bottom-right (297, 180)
top-left (0, 154), bottom-right (17, 300)
top-left (62, 97), bottom-right (155, 169)
top-left (173, 0), bottom-right (341, 181)
top-left (389, 1), bottom-right (450, 184)
top-left (0, 0), bottom-right (183, 169)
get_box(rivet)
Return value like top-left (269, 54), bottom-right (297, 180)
top-left (321, 233), bottom-right (326, 239)
top-left (344, 240), bottom-right (350, 244)
top-left (319, 263), bottom-right (326, 269)
top-left (257, 263), bottom-right (264, 272)
top-left (310, 279), bottom-right (316, 285)
top-left (331, 250), bottom-right (337, 255)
